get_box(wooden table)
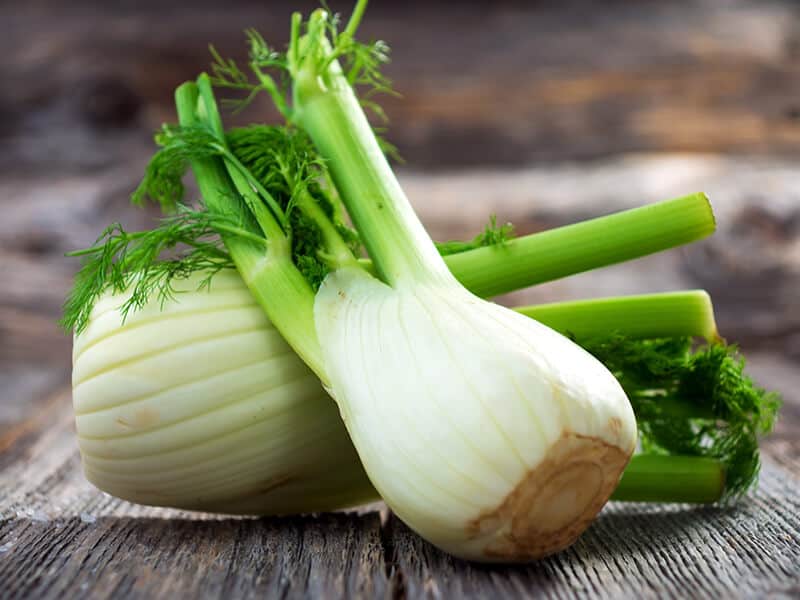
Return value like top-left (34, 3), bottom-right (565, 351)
top-left (2, 1), bottom-right (800, 597)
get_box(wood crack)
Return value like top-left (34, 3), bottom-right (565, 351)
top-left (379, 510), bottom-right (406, 600)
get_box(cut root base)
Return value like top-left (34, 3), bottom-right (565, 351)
top-left (467, 432), bottom-right (631, 561)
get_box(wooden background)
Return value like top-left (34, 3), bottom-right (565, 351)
top-left (1, 0), bottom-right (799, 597)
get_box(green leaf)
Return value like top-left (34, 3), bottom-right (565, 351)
top-left (436, 215), bottom-right (515, 256)
top-left (581, 335), bottom-right (781, 499)
top-left (60, 207), bottom-right (257, 333)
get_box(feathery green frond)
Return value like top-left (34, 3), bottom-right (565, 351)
top-left (225, 124), bottom-right (361, 287)
top-left (207, 4), bottom-right (397, 154)
top-left (225, 125), bottom-right (317, 207)
top-left (60, 207), bottom-right (255, 333)
top-left (128, 89), bottom-right (360, 299)
top-left (134, 119), bottom-right (289, 235)
top-left (208, 44), bottom-right (265, 115)
top-left (436, 215), bottom-right (515, 256)
top-left (582, 335), bottom-right (781, 498)
top-left (320, 9), bottom-right (393, 97)
top-left (131, 125), bottom-right (225, 210)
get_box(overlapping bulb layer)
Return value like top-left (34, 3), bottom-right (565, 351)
top-left (72, 271), bottom-right (375, 515)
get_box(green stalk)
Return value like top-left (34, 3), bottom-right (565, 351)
top-left (175, 82), bottom-right (326, 381)
top-left (293, 19), bottom-right (453, 286)
top-left (519, 292), bottom-right (723, 424)
top-left (294, 13), bottom-right (715, 292)
top-left (195, 75), bottom-right (288, 236)
top-left (343, 0), bottom-right (368, 37)
top-left (352, 193), bottom-right (716, 297)
top-left (447, 193), bottom-right (715, 298)
top-left (273, 145), bottom-right (359, 270)
top-left (295, 188), bottom-right (360, 269)
top-left (612, 455), bottom-right (725, 503)
top-left (517, 291), bottom-right (719, 341)
top-left (636, 397), bottom-right (716, 420)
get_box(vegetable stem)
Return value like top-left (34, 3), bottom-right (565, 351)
top-left (344, 0), bottom-right (369, 39)
top-left (348, 193), bottom-right (716, 297)
top-left (295, 60), bottom-right (453, 286)
top-left (195, 74), bottom-right (288, 239)
top-left (294, 187), bottom-right (359, 269)
top-left (612, 455), bottom-right (725, 503)
top-left (638, 397), bottom-right (716, 420)
top-left (517, 291), bottom-right (719, 341)
top-left (175, 82), bottom-right (326, 380)
top-left (446, 193), bottom-right (715, 298)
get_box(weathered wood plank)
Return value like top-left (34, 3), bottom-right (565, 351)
top-left (1, 391), bottom-right (798, 599)
top-left (0, 514), bottom-right (390, 599)
top-left (0, 367), bottom-right (68, 444)
top-left (385, 463), bottom-right (800, 599)
top-left (0, 397), bottom-right (391, 599)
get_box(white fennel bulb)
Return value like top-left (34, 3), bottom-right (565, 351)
top-left (291, 12), bottom-right (639, 560)
top-left (72, 270), bottom-right (376, 515)
top-left (315, 267), bottom-right (637, 561)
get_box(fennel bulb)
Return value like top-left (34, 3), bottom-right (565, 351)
top-left (70, 265), bottom-right (728, 518)
top-left (72, 270), bottom-right (375, 514)
top-left (285, 5), bottom-right (638, 560)
top-left (315, 268), bottom-right (637, 561)
top-left (69, 264), bottom-right (761, 521)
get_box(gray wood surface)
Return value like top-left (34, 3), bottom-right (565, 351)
top-left (0, 387), bottom-right (798, 599)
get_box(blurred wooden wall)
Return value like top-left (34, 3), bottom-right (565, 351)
top-left (2, 0), bottom-right (800, 174)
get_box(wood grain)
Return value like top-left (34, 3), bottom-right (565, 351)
top-left (386, 475), bottom-right (800, 599)
top-left (0, 399), bottom-right (391, 599)
top-left (0, 392), bottom-right (798, 599)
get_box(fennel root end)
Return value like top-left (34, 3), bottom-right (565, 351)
top-left (465, 431), bottom-right (631, 561)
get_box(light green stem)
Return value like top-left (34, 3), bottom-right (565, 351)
top-left (195, 74), bottom-right (287, 241)
top-left (350, 192), bottom-right (715, 297)
top-left (294, 188), bottom-right (359, 269)
top-left (638, 396), bottom-right (716, 420)
top-left (516, 291), bottom-right (719, 341)
top-left (176, 82), bottom-right (326, 381)
top-left (294, 49), bottom-right (453, 287)
top-left (344, 0), bottom-right (369, 38)
top-left (612, 455), bottom-right (725, 503)
top-left (446, 193), bottom-right (715, 298)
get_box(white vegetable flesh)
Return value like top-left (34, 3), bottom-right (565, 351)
top-left (315, 267), bottom-right (638, 561)
top-left (72, 271), bottom-right (376, 514)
